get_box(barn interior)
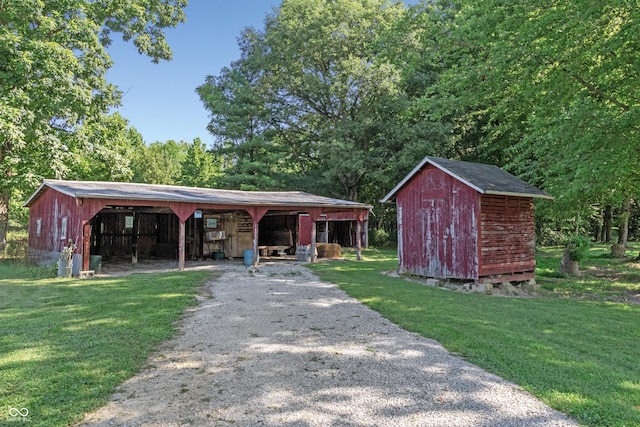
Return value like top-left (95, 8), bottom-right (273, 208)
top-left (89, 206), bottom-right (299, 263)
top-left (318, 221), bottom-right (357, 247)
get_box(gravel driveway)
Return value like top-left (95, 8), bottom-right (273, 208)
top-left (78, 261), bottom-right (577, 427)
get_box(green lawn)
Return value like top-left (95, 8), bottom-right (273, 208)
top-left (3, 246), bottom-right (639, 426)
top-left (0, 261), bottom-right (212, 427)
top-left (537, 243), bottom-right (640, 302)
top-left (309, 247), bottom-right (640, 427)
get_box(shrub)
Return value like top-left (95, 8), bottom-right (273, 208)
top-left (369, 228), bottom-right (391, 248)
top-left (565, 235), bottom-right (591, 262)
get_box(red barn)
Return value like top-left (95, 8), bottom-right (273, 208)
top-left (381, 157), bottom-right (552, 284)
top-left (24, 180), bottom-right (371, 273)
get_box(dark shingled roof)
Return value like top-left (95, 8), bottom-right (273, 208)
top-left (24, 180), bottom-right (372, 211)
top-left (381, 156), bottom-right (553, 202)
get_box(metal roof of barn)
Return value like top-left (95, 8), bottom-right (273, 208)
top-left (381, 156), bottom-right (553, 202)
top-left (24, 180), bottom-right (373, 210)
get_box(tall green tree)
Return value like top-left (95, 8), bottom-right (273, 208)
top-left (0, 0), bottom-right (187, 249)
top-left (368, 2), bottom-right (457, 195)
top-left (260, 0), bottom-right (409, 201)
top-left (67, 113), bottom-right (143, 182)
top-left (198, 0), bottom-right (453, 210)
top-left (423, 0), bottom-right (640, 232)
top-left (180, 137), bottom-right (221, 188)
top-left (197, 29), bottom-right (290, 191)
top-left (131, 140), bottom-right (187, 185)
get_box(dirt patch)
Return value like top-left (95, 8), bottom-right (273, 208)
top-left (96, 259), bottom-right (226, 277)
top-left (574, 266), bottom-right (640, 304)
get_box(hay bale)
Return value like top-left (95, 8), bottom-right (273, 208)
top-left (317, 243), bottom-right (341, 258)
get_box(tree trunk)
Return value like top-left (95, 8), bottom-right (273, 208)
top-left (618, 198), bottom-right (631, 248)
top-left (559, 248), bottom-right (580, 275)
top-left (0, 191), bottom-right (9, 252)
top-left (611, 243), bottom-right (626, 258)
top-left (593, 213), bottom-right (602, 242)
top-left (601, 205), bottom-right (612, 242)
top-left (339, 173), bottom-right (361, 202)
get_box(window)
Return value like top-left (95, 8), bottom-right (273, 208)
top-left (36, 218), bottom-right (42, 237)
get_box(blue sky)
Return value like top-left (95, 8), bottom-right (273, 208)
top-left (106, 1), bottom-right (280, 146)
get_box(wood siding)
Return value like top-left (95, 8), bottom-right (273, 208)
top-left (479, 195), bottom-right (535, 278)
top-left (28, 188), bottom-right (87, 254)
top-left (396, 166), bottom-right (479, 280)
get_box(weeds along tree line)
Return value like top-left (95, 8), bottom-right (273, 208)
top-left (2, 0), bottom-right (639, 251)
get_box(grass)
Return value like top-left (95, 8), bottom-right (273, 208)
top-left (3, 243), bottom-right (639, 426)
top-left (309, 247), bottom-right (640, 427)
top-left (537, 243), bottom-right (640, 303)
top-left (0, 260), bottom-right (213, 427)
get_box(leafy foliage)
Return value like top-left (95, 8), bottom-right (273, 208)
top-left (423, 0), bottom-right (640, 231)
top-left (198, 0), bottom-right (439, 201)
top-left (565, 235), bottom-right (591, 262)
top-left (196, 29), bottom-right (291, 191)
top-left (180, 137), bottom-right (222, 188)
top-left (0, 0), bottom-right (188, 248)
top-left (131, 139), bottom-right (187, 185)
top-left (67, 113), bottom-right (142, 182)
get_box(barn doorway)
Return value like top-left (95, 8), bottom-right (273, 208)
top-left (258, 213), bottom-right (298, 257)
top-left (89, 207), bottom-right (180, 263)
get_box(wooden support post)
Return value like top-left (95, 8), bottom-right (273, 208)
top-left (246, 207), bottom-right (268, 267)
top-left (167, 203), bottom-right (198, 272)
top-left (356, 217), bottom-right (362, 260)
top-left (131, 210), bottom-right (138, 264)
top-left (311, 221), bottom-right (317, 262)
top-left (306, 208), bottom-right (323, 263)
top-left (82, 221), bottom-right (91, 271)
top-left (252, 219), bottom-right (259, 266)
top-left (178, 220), bottom-right (186, 271)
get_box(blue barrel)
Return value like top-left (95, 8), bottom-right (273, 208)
top-left (243, 249), bottom-right (255, 266)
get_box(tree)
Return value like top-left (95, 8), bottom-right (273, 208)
top-left (0, 0), bottom-right (187, 249)
top-left (67, 113), bottom-right (143, 182)
top-left (131, 140), bottom-right (187, 185)
top-left (180, 138), bottom-right (222, 188)
top-left (421, 0), bottom-right (640, 235)
top-left (197, 29), bottom-right (292, 191)
top-left (257, 0), bottom-right (411, 200)
top-left (198, 0), bottom-right (456, 211)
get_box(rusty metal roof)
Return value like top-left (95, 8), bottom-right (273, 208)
top-left (24, 180), bottom-right (372, 211)
top-left (381, 156), bottom-right (553, 202)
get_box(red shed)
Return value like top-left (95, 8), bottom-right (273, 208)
top-left (381, 157), bottom-right (552, 283)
